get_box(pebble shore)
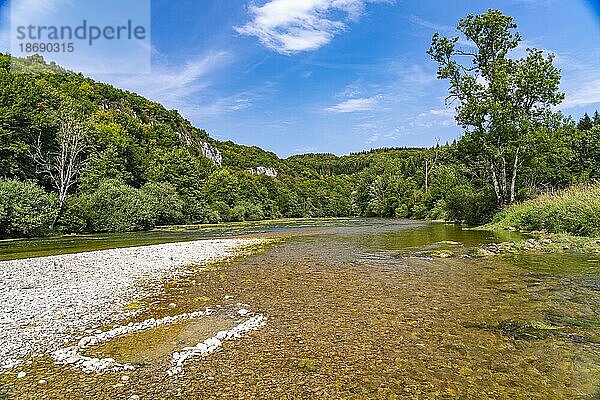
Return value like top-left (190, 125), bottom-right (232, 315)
top-left (0, 238), bottom-right (262, 371)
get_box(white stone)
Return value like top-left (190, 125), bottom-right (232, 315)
top-left (166, 313), bottom-right (266, 376)
top-left (0, 238), bottom-right (265, 371)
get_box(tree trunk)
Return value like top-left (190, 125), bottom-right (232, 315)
top-left (50, 199), bottom-right (65, 230)
top-left (500, 156), bottom-right (508, 206)
top-left (489, 159), bottom-right (504, 206)
top-left (509, 147), bottom-right (520, 204)
top-left (425, 160), bottom-right (429, 193)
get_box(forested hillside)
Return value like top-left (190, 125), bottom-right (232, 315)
top-left (1, 53), bottom-right (599, 238)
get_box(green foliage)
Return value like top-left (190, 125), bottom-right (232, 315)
top-left (140, 182), bottom-right (184, 226)
top-left (1, 52), bottom-right (599, 238)
top-left (81, 179), bottom-right (183, 233)
top-left (428, 9), bottom-right (564, 206)
top-left (577, 113), bottom-right (593, 131)
top-left (84, 180), bottom-right (156, 232)
top-left (445, 185), bottom-right (498, 226)
top-left (490, 185), bottom-right (600, 237)
top-left (0, 179), bottom-right (55, 237)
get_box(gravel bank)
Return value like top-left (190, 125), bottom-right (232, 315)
top-left (0, 238), bottom-right (262, 370)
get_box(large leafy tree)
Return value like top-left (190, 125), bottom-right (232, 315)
top-left (428, 9), bottom-right (564, 206)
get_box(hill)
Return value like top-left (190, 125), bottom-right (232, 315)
top-left (1, 54), bottom-right (600, 237)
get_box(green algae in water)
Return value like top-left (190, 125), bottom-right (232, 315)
top-left (296, 358), bottom-right (318, 373)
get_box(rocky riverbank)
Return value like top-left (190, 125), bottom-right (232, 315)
top-left (0, 238), bottom-right (263, 371)
top-left (476, 234), bottom-right (600, 256)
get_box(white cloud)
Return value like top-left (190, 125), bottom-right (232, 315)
top-left (1, 0), bottom-right (69, 51)
top-left (325, 95), bottom-right (381, 113)
top-left (95, 51), bottom-right (261, 120)
top-left (104, 52), bottom-right (231, 107)
top-left (408, 15), bottom-right (453, 33)
top-left (414, 107), bottom-right (456, 128)
top-left (235, 0), bottom-right (392, 54)
top-left (561, 78), bottom-right (600, 109)
top-left (366, 126), bottom-right (403, 144)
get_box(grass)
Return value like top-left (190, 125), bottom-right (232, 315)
top-left (488, 184), bottom-right (600, 237)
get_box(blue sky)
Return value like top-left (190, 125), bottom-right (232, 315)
top-left (1, 0), bottom-right (600, 156)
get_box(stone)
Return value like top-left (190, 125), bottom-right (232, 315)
top-left (17, 371), bottom-right (27, 379)
top-left (121, 375), bottom-right (130, 382)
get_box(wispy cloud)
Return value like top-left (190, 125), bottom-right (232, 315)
top-left (408, 15), bottom-right (453, 33)
top-left (414, 107), bottom-right (455, 128)
top-left (0, 0), bottom-right (69, 51)
top-left (98, 51), bottom-right (264, 120)
top-left (235, 0), bottom-right (392, 54)
top-left (366, 126), bottom-right (404, 144)
top-left (325, 95), bottom-right (381, 113)
top-left (107, 52), bottom-right (231, 107)
top-left (561, 78), bottom-right (600, 109)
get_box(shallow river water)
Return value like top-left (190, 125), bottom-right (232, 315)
top-left (1, 219), bottom-right (599, 399)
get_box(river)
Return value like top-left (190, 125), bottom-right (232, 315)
top-left (2, 219), bottom-right (599, 399)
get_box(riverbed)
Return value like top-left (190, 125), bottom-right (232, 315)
top-left (1, 219), bottom-right (599, 399)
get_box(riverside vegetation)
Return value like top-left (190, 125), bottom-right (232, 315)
top-left (1, 9), bottom-right (600, 239)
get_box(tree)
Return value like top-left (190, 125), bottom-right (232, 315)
top-left (593, 111), bottom-right (600, 127)
top-left (0, 179), bottom-right (55, 237)
top-left (427, 9), bottom-right (564, 207)
top-left (578, 113), bottom-right (593, 131)
top-left (424, 138), bottom-right (440, 193)
top-left (31, 102), bottom-right (90, 227)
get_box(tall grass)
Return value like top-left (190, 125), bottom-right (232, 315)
top-left (490, 184), bottom-right (600, 237)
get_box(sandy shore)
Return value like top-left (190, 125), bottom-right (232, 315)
top-left (0, 238), bottom-right (262, 370)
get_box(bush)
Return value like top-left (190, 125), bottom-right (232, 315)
top-left (140, 182), bottom-right (184, 225)
top-left (208, 201), bottom-right (231, 223)
top-left (445, 185), bottom-right (498, 226)
top-left (85, 179), bottom-right (156, 232)
top-left (0, 179), bottom-right (55, 237)
top-left (229, 201), bottom-right (265, 222)
top-left (57, 196), bottom-right (91, 233)
top-left (428, 199), bottom-right (448, 220)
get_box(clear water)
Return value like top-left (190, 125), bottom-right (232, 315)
top-left (2, 220), bottom-right (599, 399)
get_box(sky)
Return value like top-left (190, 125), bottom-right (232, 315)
top-left (1, 0), bottom-right (600, 157)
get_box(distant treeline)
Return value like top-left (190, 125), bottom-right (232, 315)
top-left (1, 51), bottom-right (599, 238)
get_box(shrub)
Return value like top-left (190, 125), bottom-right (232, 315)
top-left (229, 201), bottom-right (265, 222)
top-left (57, 196), bottom-right (91, 233)
top-left (208, 201), bottom-right (231, 223)
top-left (140, 182), bottom-right (184, 225)
top-left (445, 185), bottom-right (498, 226)
top-left (0, 179), bottom-right (55, 237)
top-left (85, 179), bottom-right (156, 232)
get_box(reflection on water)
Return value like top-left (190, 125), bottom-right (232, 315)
top-left (2, 220), bottom-right (599, 399)
top-left (0, 218), bottom-right (362, 261)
